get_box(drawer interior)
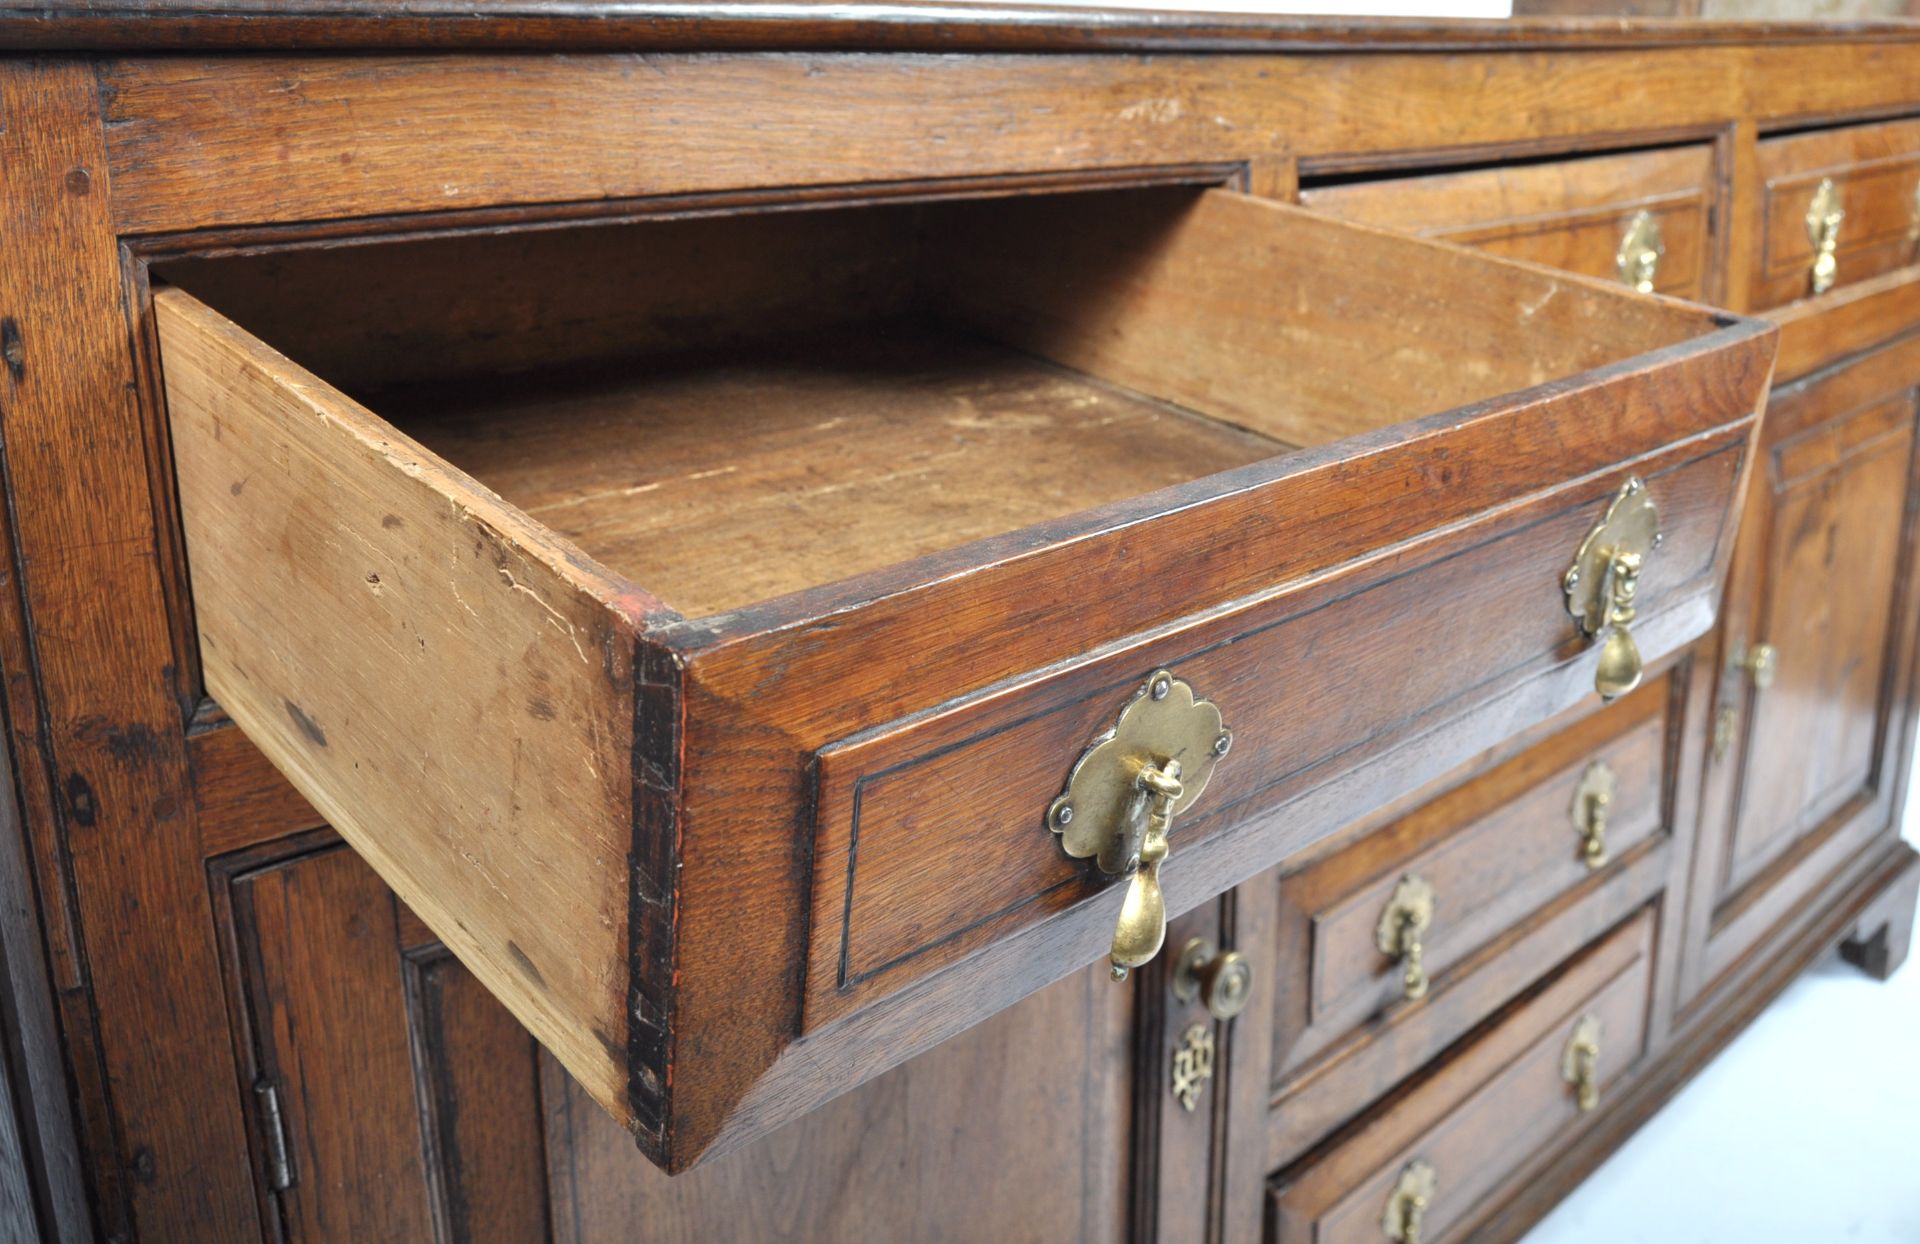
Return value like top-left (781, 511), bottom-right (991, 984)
top-left (155, 181), bottom-right (1767, 1169)
top-left (160, 185), bottom-right (1709, 622)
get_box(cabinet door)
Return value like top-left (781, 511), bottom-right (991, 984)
top-left (223, 844), bottom-right (548, 1244)
top-left (1680, 331), bottom-right (1920, 1005)
top-left (221, 843), bottom-right (1137, 1244)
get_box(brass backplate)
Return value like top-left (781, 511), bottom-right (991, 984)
top-left (1375, 873), bottom-right (1435, 955)
top-left (1382, 1159), bottom-right (1437, 1244)
top-left (1616, 209), bottom-right (1664, 293)
top-left (1570, 759), bottom-right (1616, 868)
top-left (1561, 1013), bottom-right (1604, 1111)
top-left (1571, 760), bottom-right (1616, 822)
top-left (1564, 477), bottom-right (1660, 638)
top-left (1049, 670), bottom-right (1229, 875)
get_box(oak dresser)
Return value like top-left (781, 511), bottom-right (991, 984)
top-left (0, 6), bottom-right (1916, 1243)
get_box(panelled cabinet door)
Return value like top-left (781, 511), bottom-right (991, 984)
top-left (222, 846), bottom-right (548, 1244)
top-left (1682, 328), bottom-right (1920, 1006)
top-left (221, 844), bottom-right (1137, 1244)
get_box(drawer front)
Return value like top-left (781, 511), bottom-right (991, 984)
top-left (1265, 677), bottom-right (1673, 1166)
top-left (161, 186), bottom-right (1772, 1168)
top-left (1755, 117), bottom-right (1920, 309)
top-left (1270, 911), bottom-right (1655, 1244)
top-left (1300, 144), bottom-right (1717, 299)
top-left (807, 449), bottom-right (1738, 1029)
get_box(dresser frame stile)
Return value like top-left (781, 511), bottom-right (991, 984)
top-left (0, 18), bottom-right (1915, 1243)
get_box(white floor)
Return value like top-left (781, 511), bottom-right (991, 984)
top-left (1521, 796), bottom-right (1920, 1244)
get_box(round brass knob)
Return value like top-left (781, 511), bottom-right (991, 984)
top-left (1172, 938), bottom-right (1255, 1021)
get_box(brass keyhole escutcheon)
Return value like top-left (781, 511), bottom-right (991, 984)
top-left (1170, 1022), bottom-right (1215, 1112)
top-left (1807, 177), bottom-right (1844, 296)
top-left (1382, 1159), bottom-right (1437, 1244)
top-left (1376, 874), bottom-right (1435, 1002)
top-left (1048, 670), bottom-right (1230, 982)
top-left (1565, 478), bottom-right (1661, 703)
top-left (1570, 760), bottom-right (1616, 871)
top-left (1562, 1013), bottom-right (1604, 1113)
top-left (1616, 210), bottom-right (1664, 294)
top-left (1172, 938), bottom-right (1254, 1022)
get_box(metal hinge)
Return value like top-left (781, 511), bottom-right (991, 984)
top-left (254, 1080), bottom-right (295, 1192)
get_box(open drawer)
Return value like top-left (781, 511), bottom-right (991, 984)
top-left (155, 185), bottom-right (1774, 1171)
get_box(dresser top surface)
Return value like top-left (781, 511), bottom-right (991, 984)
top-left (4, 1), bottom-right (1919, 54)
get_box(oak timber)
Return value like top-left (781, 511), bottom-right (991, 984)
top-left (157, 287), bottom-right (648, 1125)
top-left (395, 326), bottom-right (1284, 619)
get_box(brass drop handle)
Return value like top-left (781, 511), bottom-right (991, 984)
top-left (1172, 938), bottom-right (1254, 1021)
top-left (1382, 1159), bottom-right (1437, 1244)
top-left (1110, 761), bottom-right (1179, 980)
top-left (1616, 210), bottom-right (1664, 294)
top-left (1376, 874), bottom-right (1435, 1002)
top-left (1807, 177), bottom-right (1844, 296)
top-left (1565, 478), bottom-right (1660, 704)
top-left (1743, 642), bottom-right (1779, 691)
top-left (1562, 1014), bottom-right (1604, 1113)
top-left (1048, 669), bottom-right (1231, 985)
top-left (1592, 551), bottom-right (1643, 700)
top-left (1570, 760), bottom-right (1615, 871)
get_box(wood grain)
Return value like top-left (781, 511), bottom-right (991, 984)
top-left (190, 721), bottom-right (325, 857)
top-left (1769, 260), bottom-right (1920, 382)
top-left (158, 287), bottom-right (648, 1125)
top-left (229, 850), bottom-right (438, 1242)
top-left (1302, 142), bottom-right (1718, 299)
top-left (0, 687), bottom-right (88, 1244)
top-left (0, 21), bottom-right (1912, 1244)
top-left (154, 175), bottom-right (1769, 1169)
top-left (803, 444), bottom-right (1740, 1029)
top-left (1753, 115), bottom-right (1920, 308)
top-left (157, 204), bottom-right (927, 392)
top-left (406, 946), bottom-right (551, 1244)
top-left (18, 4), bottom-right (1920, 55)
top-left (98, 44), bottom-right (1920, 239)
top-left (1279, 682), bottom-right (1667, 1081)
top-left (1264, 678), bottom-right (1676, 1168)
top-left (937, 189), bottom-right (1712, 448)
top-left (1270, 911), bottom-right (1655, 1244)
top-left (549, 958), bottom-right (1133, 1244)
top-left (0, 63), bottom-right (259, 1243)
top-left (397, 323), bottom-right (1281, 618)
top-left (1679, 324), bottom-right (1920, 1005)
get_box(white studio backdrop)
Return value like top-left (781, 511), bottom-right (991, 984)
top-left (978, 0), bottom-right (1513, 15)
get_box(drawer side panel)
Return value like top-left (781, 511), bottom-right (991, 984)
top-left (157, 288), bottom-right (643, 1124)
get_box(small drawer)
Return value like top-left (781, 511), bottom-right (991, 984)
top-left (1300, 144), bottom-right (1717, 298)
top-left (1755, 117), bottom-right (1920, 308)
top-left (1266, 677), bottom-right (1673, 1166)
top-left (156, 183), bottom-right (1770, 1169)
top-left (1269, 910), bottom-right (1656, 1244)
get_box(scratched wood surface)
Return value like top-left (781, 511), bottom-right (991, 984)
top-left (1679, 324), bottom-right (1920, 1009)
top-left (397, 324), bottom-right (1282, 619)
top-left (6, 19), bottom-right (1920, 1243)
top-left (1269, 912), bottom-right (1656, 1244)
top-left (158, 287), bottom-right (649, 1125)
top-left (1300, 143), bottom-right (1719, 300)
top-left (158, 180), bottom-right (1769, 1168)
